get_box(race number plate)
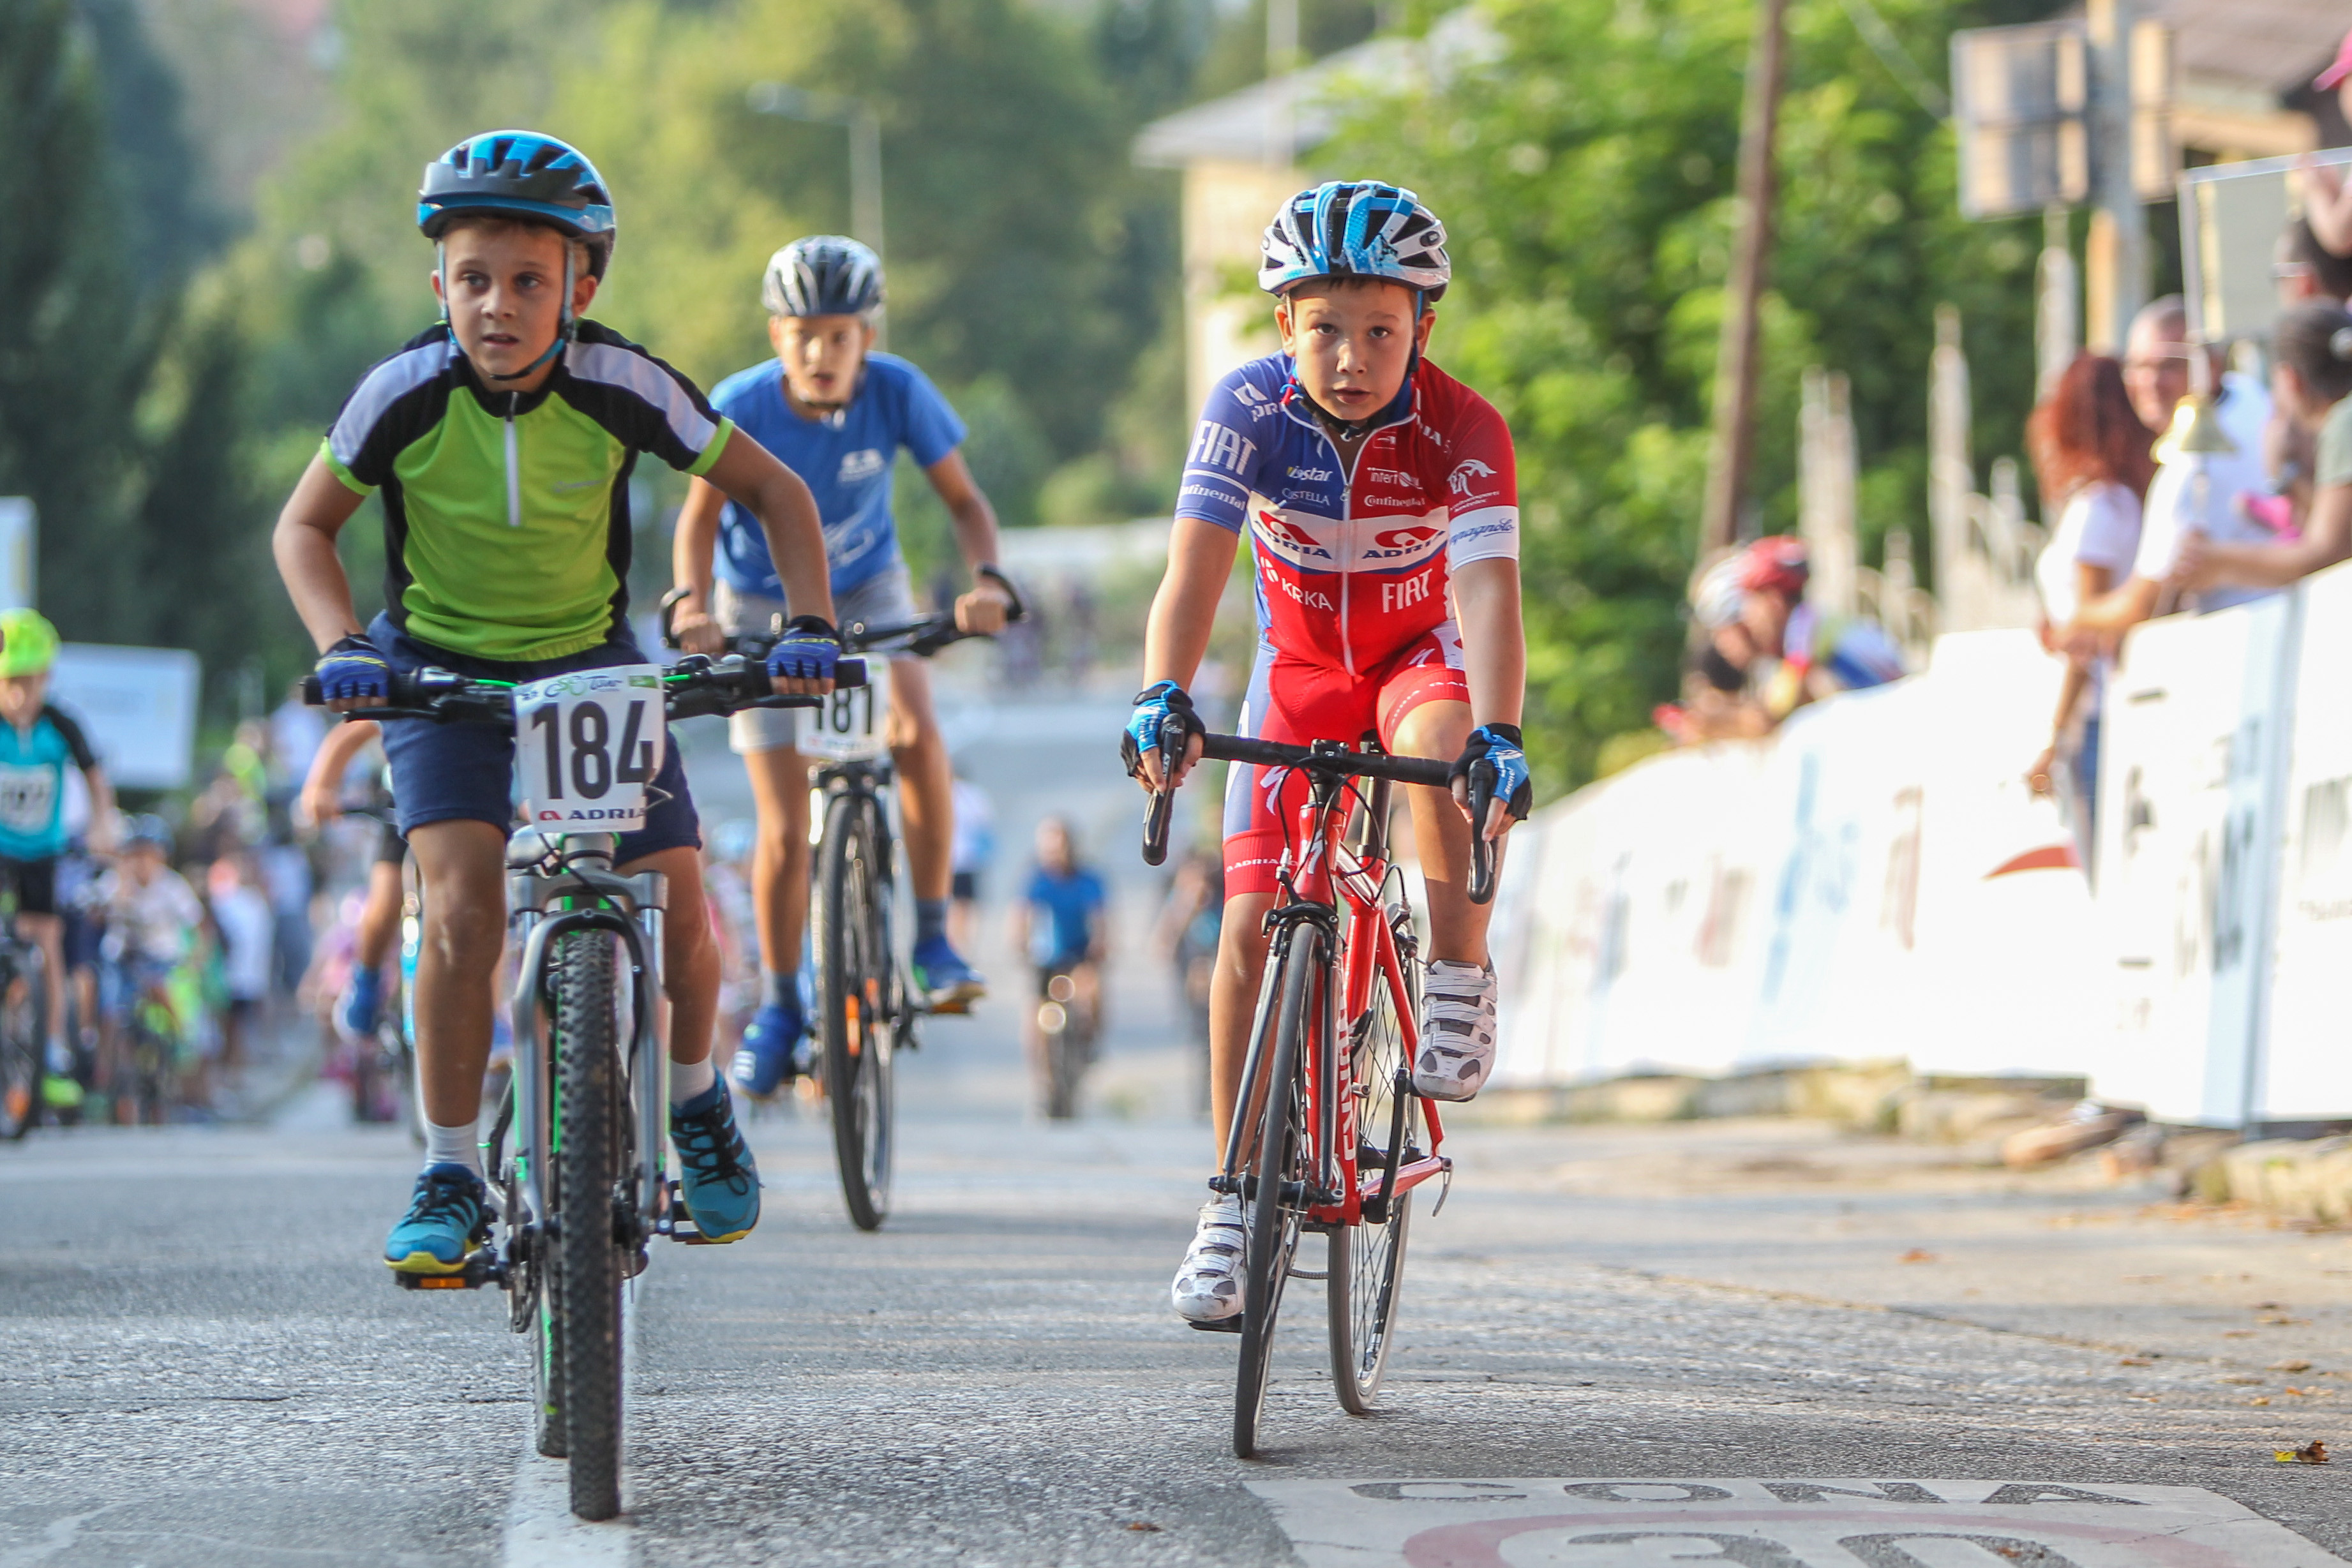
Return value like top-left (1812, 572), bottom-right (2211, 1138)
top-left (514, 664), bottom-right (666, 833)
top-left (799, 662), bottom-right (890, 762)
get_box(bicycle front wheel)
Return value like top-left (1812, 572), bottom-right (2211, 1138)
top-left (1234, 922), bottom-right (1322, 1460)
top-left (816, 792), bottom-right (895, 1231)
top-left (551, 930), bottom-right (626, 1521)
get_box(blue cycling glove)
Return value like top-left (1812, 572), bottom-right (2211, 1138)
top-left (1120, 680), bottom-right (1202, 777)
top-left (766, 615), bottom-right (841, 683)
top-left (1451, 722), bottom-right (1532, 826)
top-left (315, 634), bottom-right (392, 704)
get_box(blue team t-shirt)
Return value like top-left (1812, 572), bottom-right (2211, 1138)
top-left (0, 705), bottom-right (97, 861)
top-left (708, 352), bottom-right (967, 597)
top-left (1025, 865), bottom-right (1106, 967)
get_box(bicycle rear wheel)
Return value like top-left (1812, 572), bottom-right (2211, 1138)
top-left (1234, 922), bottom-right (1322, 1459)
top-left (551, 930), bottom-right (625, 1521)
top-left (817, 793), bottom-right (894, 1231)
top-left (1329, 922), bottom-right (1419, 1413)
top-left (0, 955), bottom-right (36, 1140)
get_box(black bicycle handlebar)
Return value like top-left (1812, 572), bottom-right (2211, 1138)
top-left (657, 570), bottom-right (1027, 658)
top-left (302, 655), bottom-right (867, 724)
top-left (1137, 732), bottom-right (1499, 904)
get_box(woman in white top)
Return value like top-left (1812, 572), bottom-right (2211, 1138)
top-left (2025, 354), bottom-right (2156, 870)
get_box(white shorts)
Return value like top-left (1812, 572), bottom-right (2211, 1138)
top-left (714, 565), bottom-right (921, 754)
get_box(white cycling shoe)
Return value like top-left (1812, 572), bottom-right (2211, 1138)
top-left (1412, 958), bottom-right (1497, 1101)
top-left (1170, 1194), bottom-right (1247, 1322)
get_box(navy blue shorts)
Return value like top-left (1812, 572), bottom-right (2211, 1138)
top-left (368, 614), bottom-right (700, 863)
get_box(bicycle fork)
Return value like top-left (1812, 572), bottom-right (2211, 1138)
top-left (504, 832), bottom-right (673, 1260)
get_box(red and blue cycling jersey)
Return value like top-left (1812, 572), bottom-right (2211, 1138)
top-left (1180, 354), bottom-right (1519, 895)
top-left (1175, 354), bottom-right (1518, 673)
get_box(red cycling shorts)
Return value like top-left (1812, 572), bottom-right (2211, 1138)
top-left (1219, 622), bottom-right (1469, 899)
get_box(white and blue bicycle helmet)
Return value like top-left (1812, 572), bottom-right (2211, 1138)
top-left (1259, 181), bottom-right (1450, 302)
top-left (762, 235), bottom-right (885, 318)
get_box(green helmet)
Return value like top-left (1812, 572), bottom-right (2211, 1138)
top-left (0, 610), bottom-right (61, 678)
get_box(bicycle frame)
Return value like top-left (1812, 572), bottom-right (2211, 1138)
top-left (1217, 756), bottom-right (1448, 1232)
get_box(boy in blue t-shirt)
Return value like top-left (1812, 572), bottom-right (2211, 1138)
top-left (671, 236), bottom-right (1015, 1095)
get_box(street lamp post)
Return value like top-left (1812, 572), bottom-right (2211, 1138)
top-left (747, 82), bottom-right (885, 340)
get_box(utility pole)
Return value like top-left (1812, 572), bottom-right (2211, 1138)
top-left (1266, 0), bottom-right (1299, 168)
top-left (1698, 0), bottom-right (1790, 559)
top-left (747, 82), bottom-right (887, 343)
top-left (2083, 0), bottom-right (2143, 350)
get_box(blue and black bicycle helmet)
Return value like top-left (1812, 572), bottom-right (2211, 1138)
top-left (1259, 181), bottom-right (1450, 301)
top-left (762, 235), bottom-right (885, 318)
top-left (418, 130), bottom-right (617, 280)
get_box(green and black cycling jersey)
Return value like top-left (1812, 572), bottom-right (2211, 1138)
top-left (321, 319), bottom-right (738, 662)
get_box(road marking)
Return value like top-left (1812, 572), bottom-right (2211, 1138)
top-left (1247, 1478), bottom-right (2349, 1567)
top-left (499, 1283), bottom-right (640, 1567)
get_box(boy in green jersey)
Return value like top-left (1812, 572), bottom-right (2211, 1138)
top-left (273, 131), bottom-right (841, 1271)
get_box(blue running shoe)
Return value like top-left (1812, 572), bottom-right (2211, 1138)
top-left (384, 1163), bottom-right (488, 1275)
top-left (341, 966), bottom-right (383, 1039)
top-left (730, 1000), bottom-right (804, 1098)
top-left (671, 1084), bottom-right (761, 1243)
top-left (911, 936), bottom-right (986, 1012)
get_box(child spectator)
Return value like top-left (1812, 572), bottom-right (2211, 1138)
top-left (208, 855), bottom-right (274, 1075)
top-left (2168, 303), bottom-right (2352, 599)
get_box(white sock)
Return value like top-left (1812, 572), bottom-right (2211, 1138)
top-left (670, 1054), bottom-right (717, 1107)
top-left (423, 1118), bottom-right (481, 1176)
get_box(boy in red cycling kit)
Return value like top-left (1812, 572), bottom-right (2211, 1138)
top-left (1125, 182), bottom-right (1531, 1322)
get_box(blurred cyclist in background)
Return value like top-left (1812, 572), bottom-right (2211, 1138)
top-left (0, 609), bottom-right (119, 1111)
top-left (1012, 816), bottom-right (1107, 1082)
top-left (669, 235), bottom-right (1014, 1096)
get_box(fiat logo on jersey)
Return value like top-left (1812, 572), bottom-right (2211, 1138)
top-left (1256, 510), bottom-right (1331, 557)
top-left (1372, 524), bottom-right (1442, 550)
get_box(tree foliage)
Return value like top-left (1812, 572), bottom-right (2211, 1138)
top-left (1324, 0), bottom-right (2045, 789)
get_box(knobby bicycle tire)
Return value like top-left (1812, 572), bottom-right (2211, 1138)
top-left (0, 956), bottom-right (36, 1140)
top-left (553, 930), bottom-right (625, 1520)
top-left (1234, 922), bottom-right (1321, 1459)
top-left (818, 792), bottom-right (894, 1231)
top-left (1328, 907), bottom-right (1419, 1413)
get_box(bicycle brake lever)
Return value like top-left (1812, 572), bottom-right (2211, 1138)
top-left (1466, 761), bottom-right (1498, 906)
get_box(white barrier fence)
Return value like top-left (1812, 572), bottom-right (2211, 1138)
top-left (1495, 558), bottom-right (2352, 1127)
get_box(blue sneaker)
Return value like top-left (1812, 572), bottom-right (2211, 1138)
top-left (384, 1163), bottom-right (488, 1275)
top-left (671, 1084), bottom-right (761, 1243)
top-left (341, 966), bottom-right (383, 1039)
top-left (911, 936), bottom-right (985, 1011)
top-left (730, 1001), bottom-right (804, 1098)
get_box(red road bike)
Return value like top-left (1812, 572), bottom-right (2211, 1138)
top-left (1142, 731), bottom-right (1499, 1456)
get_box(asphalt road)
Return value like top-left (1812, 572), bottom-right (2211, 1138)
top-left (6, 687), bottom-right (2351, 1565)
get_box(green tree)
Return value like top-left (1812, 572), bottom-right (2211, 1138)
top-left (1326, 0), bottom-right (2044, 789)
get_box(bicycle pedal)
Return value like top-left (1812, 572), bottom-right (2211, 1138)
top-left (920, 997), bottom-right (972, 1017)
top-left (1187, 1317), bottom-right (1244, 1334)
top-left (395, 1250), bottom-right (501, 1290)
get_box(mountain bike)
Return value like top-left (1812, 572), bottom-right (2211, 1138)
top-left (800, 602), bottom-right (1022, 1229)
top-left (306, 651), bottom-right (860, 1521)
top-left (1139, 730), bottom-right (1499, 1458)
top-left (664, 588), bottom-right (1024, 1232)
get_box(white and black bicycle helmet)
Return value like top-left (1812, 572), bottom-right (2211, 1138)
top-left (1259, 181), bottom-right (1450, 301)
top-left (762, 235), bottom-right (884, 317)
